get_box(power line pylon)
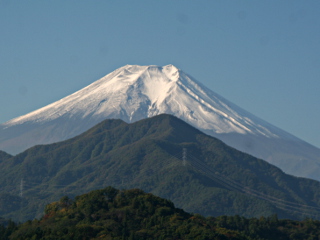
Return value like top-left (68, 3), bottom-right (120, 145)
top-left (183, 148), bottom-right (187, 166)
top-left (20, 178), bottom-right (24, 198)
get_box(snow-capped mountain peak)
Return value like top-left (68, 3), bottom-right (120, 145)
top-left (1, 64), bottom-right (320, 182)
top-left (3, 64), bottom-right (278, 138)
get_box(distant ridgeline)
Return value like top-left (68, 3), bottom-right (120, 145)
top-left (2, 187), bottom-right (320, 240)
top-left (1, 115), bottom-right (320, 222)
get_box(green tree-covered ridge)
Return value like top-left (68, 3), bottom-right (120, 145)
top-left (0, 151), bottom-right (12, 162)
top-left (2, 187), bottom-right (320, 240)
top-left (1, 114), bottom-right (320, 221)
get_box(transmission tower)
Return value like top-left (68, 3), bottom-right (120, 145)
top-left (19, 178), bottom-right (24, 223)
top-left (183, 148), bottom-right (187, 166)
top-left (20, 178), bottom-right (24, 198)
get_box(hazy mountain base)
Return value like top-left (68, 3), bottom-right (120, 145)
top-left (2, 187), bottom-right (320, 240)
top-left (1, 115), bottom-right (320, 222)
top-left (0, 114), bottom-right (100, 155)
top-left (207, 131), bottom-right (320, 181)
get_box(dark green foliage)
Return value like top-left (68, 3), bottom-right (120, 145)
top-left (4, 187), bottom-right (320, 240)
top-left (0, 192), bottom-right (28, 219)
top-left (1, 114), bottom-right (320, 222)
top-left (0, 219), bottom-right (18, 240)
top-left (0, 150), bottom-right (12, 163)
top-left (7, 187), bottom-right (244, 240)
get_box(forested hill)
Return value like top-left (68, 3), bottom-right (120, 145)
top-left (2, 187), bottom-right (320, 240)
top-left (0, 150), bottom-right (12, 162)
top-left (2, 114), bottom-right (320, 221)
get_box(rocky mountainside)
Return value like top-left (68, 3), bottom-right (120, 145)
top-left (1, 65), bottom-right (320, 180)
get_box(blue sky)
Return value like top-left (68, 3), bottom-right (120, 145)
top-left (1, 1), bottom-right (320, 148)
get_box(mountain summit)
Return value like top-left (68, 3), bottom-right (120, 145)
top-left (2, 64), bottom-right (280, 136)
top-left (1, 64), bottom-right (320, 180)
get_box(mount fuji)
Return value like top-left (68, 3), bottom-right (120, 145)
top-left (1, 64), bottom-right (320, 180)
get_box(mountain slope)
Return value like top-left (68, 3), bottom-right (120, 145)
top-left (1, 64), bottom-right (320, 181)
top-left (1, 115), bottom-right (320, 222)
top-left (0, 151), bottom-right (12, 162)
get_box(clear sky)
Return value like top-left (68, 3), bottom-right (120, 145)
top-left (1, 1), bottom-right (320, 148)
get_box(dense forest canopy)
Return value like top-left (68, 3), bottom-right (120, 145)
top-left (1, 187), bottom-right (320, 240)
top-left (2, 115), bottom-right (320, 222)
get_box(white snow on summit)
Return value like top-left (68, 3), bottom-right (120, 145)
top-left (4, 64), bottom-right (283, 139)
top-left (2, 64), bottom-right (320, 181)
